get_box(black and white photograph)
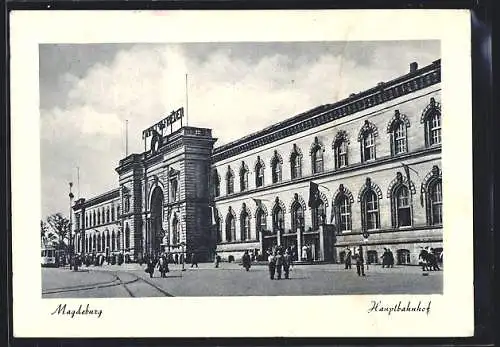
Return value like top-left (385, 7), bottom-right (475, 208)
top-left (40, 41), bottom-right (444, 298)
top-left (11, 10), bottom-right (473, 337)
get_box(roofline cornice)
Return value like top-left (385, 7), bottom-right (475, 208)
top-left (212, 60), bottom-right (441, 163)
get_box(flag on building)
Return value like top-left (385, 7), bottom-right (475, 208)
top-left (210, 205), bottom-right (217, 225)
top-left (252, 198), bottom-right (262, 208)
top-left (308, 181), bottom-right (319, 208)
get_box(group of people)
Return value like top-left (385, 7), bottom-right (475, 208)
top-left (343, 246), bottom-right (366, 276)
top-left (418, 247), bottom-right (442, 271)
top-left (267, 247), bottom-right (293, 280)
top-left (381, 248), bottom-right (395, 268)
top-left (144, 253), bottom-right (170, 278)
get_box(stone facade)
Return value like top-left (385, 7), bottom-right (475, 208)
top-left (73, 59), bottom-right (442, 265)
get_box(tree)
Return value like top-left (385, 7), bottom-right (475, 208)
top-left (41, 220), bottom-right (58, 247)
top-left (46, 213), bottom-right (70, 251)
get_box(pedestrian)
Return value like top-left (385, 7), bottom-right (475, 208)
top-left (283, 250), bottom-right (292, 279)
top-left (355, 246), bottom-right (366, 276)
top-left (214, 253), bottom-right (221, 268)
top-left (268, 251), bottom-right (276, 280)
top-left (146, 256), bottom-right (155, 278)
top-left (419, 247), bottom-right (429, 271)
top-left (190, 252), bottom-right (198, 268)
top-left (242, 250), bottom-right (251, 271)
top-left (381, 248), bottom-right (388, 268)
top-left (302, 245), bottom-right (308, 261)
top-left (429, 248), bottom-right (440, 271)
top-left (275, 250), bottom-right (284, 280)
top-left (388, 249), bottom-right (394, 268)
top-left (157, 253), bottom-right (169, 278)
top-left (345, 248), bottom-right (352, 269)
top-left (174, 253), bottom-right (179, 265)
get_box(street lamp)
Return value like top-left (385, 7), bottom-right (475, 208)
top-left (68, 182), bottom-right (75, 270)
top-left (180, 241), bottom-right (186, 271)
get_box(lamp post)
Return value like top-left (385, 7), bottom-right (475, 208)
top-left (68, 182), bottom-right (75, 270)
top-left (180, 241), bottom-right (186, 271)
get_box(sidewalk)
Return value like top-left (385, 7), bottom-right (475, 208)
top-left (85, 261), bottom-right (440, 274)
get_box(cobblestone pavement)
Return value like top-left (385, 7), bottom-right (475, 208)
top-left (42, 262), bottom-right (442, 298)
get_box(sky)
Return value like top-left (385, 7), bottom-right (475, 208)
top-left (39, 41), bottom-right (440, 219)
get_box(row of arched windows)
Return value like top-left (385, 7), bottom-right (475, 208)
top-left (213, 98), bottom-right (441, 198)
top-left (215, 170), bottom-right (442, 243)
top-left (77, 224), bottom-right (131, 253)
top-left (85, 203), bottom-right (121, 228)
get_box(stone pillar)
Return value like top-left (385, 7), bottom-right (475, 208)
top-left (259, 230), bottom-right (264, 256)
top-left (277, 229), bottom-right (281, 247)
top-left (297, 229), bottom-right (302, 261)
top-left (318, 225), bottom-right (325, 261)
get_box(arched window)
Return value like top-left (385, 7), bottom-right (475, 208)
top-left (225, 212), bottom-right (236, 242)
top-left (101, 233), bottom-right (105, 252)
top-left (311, 145), bottom-right (324, 174)
top-left (271, 158), bottom-right (282, 184)
top-left (215, 212), bottom-right (222, 243)
top-left (428, 111), bottom-right (441, 146)
top-left (240, 164), bottom-right (248, 192)
top-left (272, 205), bottom-right (284, 233)
top-left (86, 215), bottom-right (89, 228)
top-left (311, 200), bottom-right (325, 230)
top-left (397, 249), bottom-right (411, 264)
top-left (361, 131), bottom-right (376, 162)
top-left (125, 223), bottom-right (130, 249)
top-left (362, 190), bottom-right (380, 230)
top-left (213, 170), bottom-right (220, 197)
top-left (256, 208), bottom-right (266, 240)
top-left (111, 231), bottom-right (116, 251)
top-left (85, 236), bottom-right (89, 253)
top-left (393, 185), bottom-right (412, 227)
top-left (255, 160), bottom-right (264, 187)
top-left (117, 205), bottom-right (121, 218)
top-left (428, 180), bottom-right (442, 225)
top-left (111, 206), bottom-right (115, 221)
top-left (226, 167), bottom-right (234, 195)
top-left (106, 207), bottom-right (110, 223)
top-left (124, 195), bottom-right (131, 212)
top-left (117, 229), bottom-right (121, 250)
top-left (291, 202), bottom-right (304, 233)
top-left (97, 234), bottom-right (101, 252)
top-left (391, 121), bottom-right (407, 155)
top-left (240, 210), bottom-right (251, 241)
top-left (92, 234), bottom-right (96, 251)
top-left (334, 140), bottom-right (348, 169)
top-left (335, 194), bottom-right (352, 232)
top-left (290, 146), bottom-right (302, 179)
top-left (172, 214), bottom-right (180, 245)
top-left (106, 231), bottom-right (110, 250)
top-left (97, 210), bottom-right (101, 225)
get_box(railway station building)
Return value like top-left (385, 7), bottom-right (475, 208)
top-left (73, 59), bottom-right (442, 265)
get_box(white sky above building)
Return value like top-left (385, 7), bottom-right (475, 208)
top-left (39, 41), bottom-right (439, 219)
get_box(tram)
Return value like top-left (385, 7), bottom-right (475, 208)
top-left (41, 246), bottom-right (57, 267)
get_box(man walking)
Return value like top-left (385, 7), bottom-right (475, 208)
top-left (275, 250), bottom-right (284, 280)
top-left (190, 252), bottom-right (198, 268)
top-left (283, 250), bottom-right (292, 279)
top-left (356, 246), bottom-right (366, 276)
top-left (268, 251), bottom-right (276, 280)
top-left (345, 247), bottom-right (352, 269)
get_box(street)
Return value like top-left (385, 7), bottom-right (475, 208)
top-left (42, 262), bottom-right (442, 298)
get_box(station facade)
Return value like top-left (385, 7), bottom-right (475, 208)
top-left (73, 60), bottom-right (442, 265)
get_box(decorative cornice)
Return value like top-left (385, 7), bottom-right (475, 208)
top-left (74, 188), bottom-right (120, 210)
top-left (213, 60), bottom-right (441, 163)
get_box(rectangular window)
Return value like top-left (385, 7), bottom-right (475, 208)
top-left (363, 134), bottom-right (375, 161)
top-left (171, 178), bottom-right (179, 201)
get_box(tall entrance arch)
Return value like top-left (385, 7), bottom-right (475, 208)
top-left (149, 186), bottom-right (164, 256)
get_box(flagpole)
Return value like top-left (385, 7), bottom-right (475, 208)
top-left (185, 73), bottom-right (189, 127)
top-left (125, 119), bottom-right (129, 156)
top-left (77, 167), bottom-right (80, 199)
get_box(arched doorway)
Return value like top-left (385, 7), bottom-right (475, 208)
top-left (149, 187), bottom-right (164, 257)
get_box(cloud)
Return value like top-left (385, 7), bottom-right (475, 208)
top-left (40, 42), bottom-right (439, 218)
